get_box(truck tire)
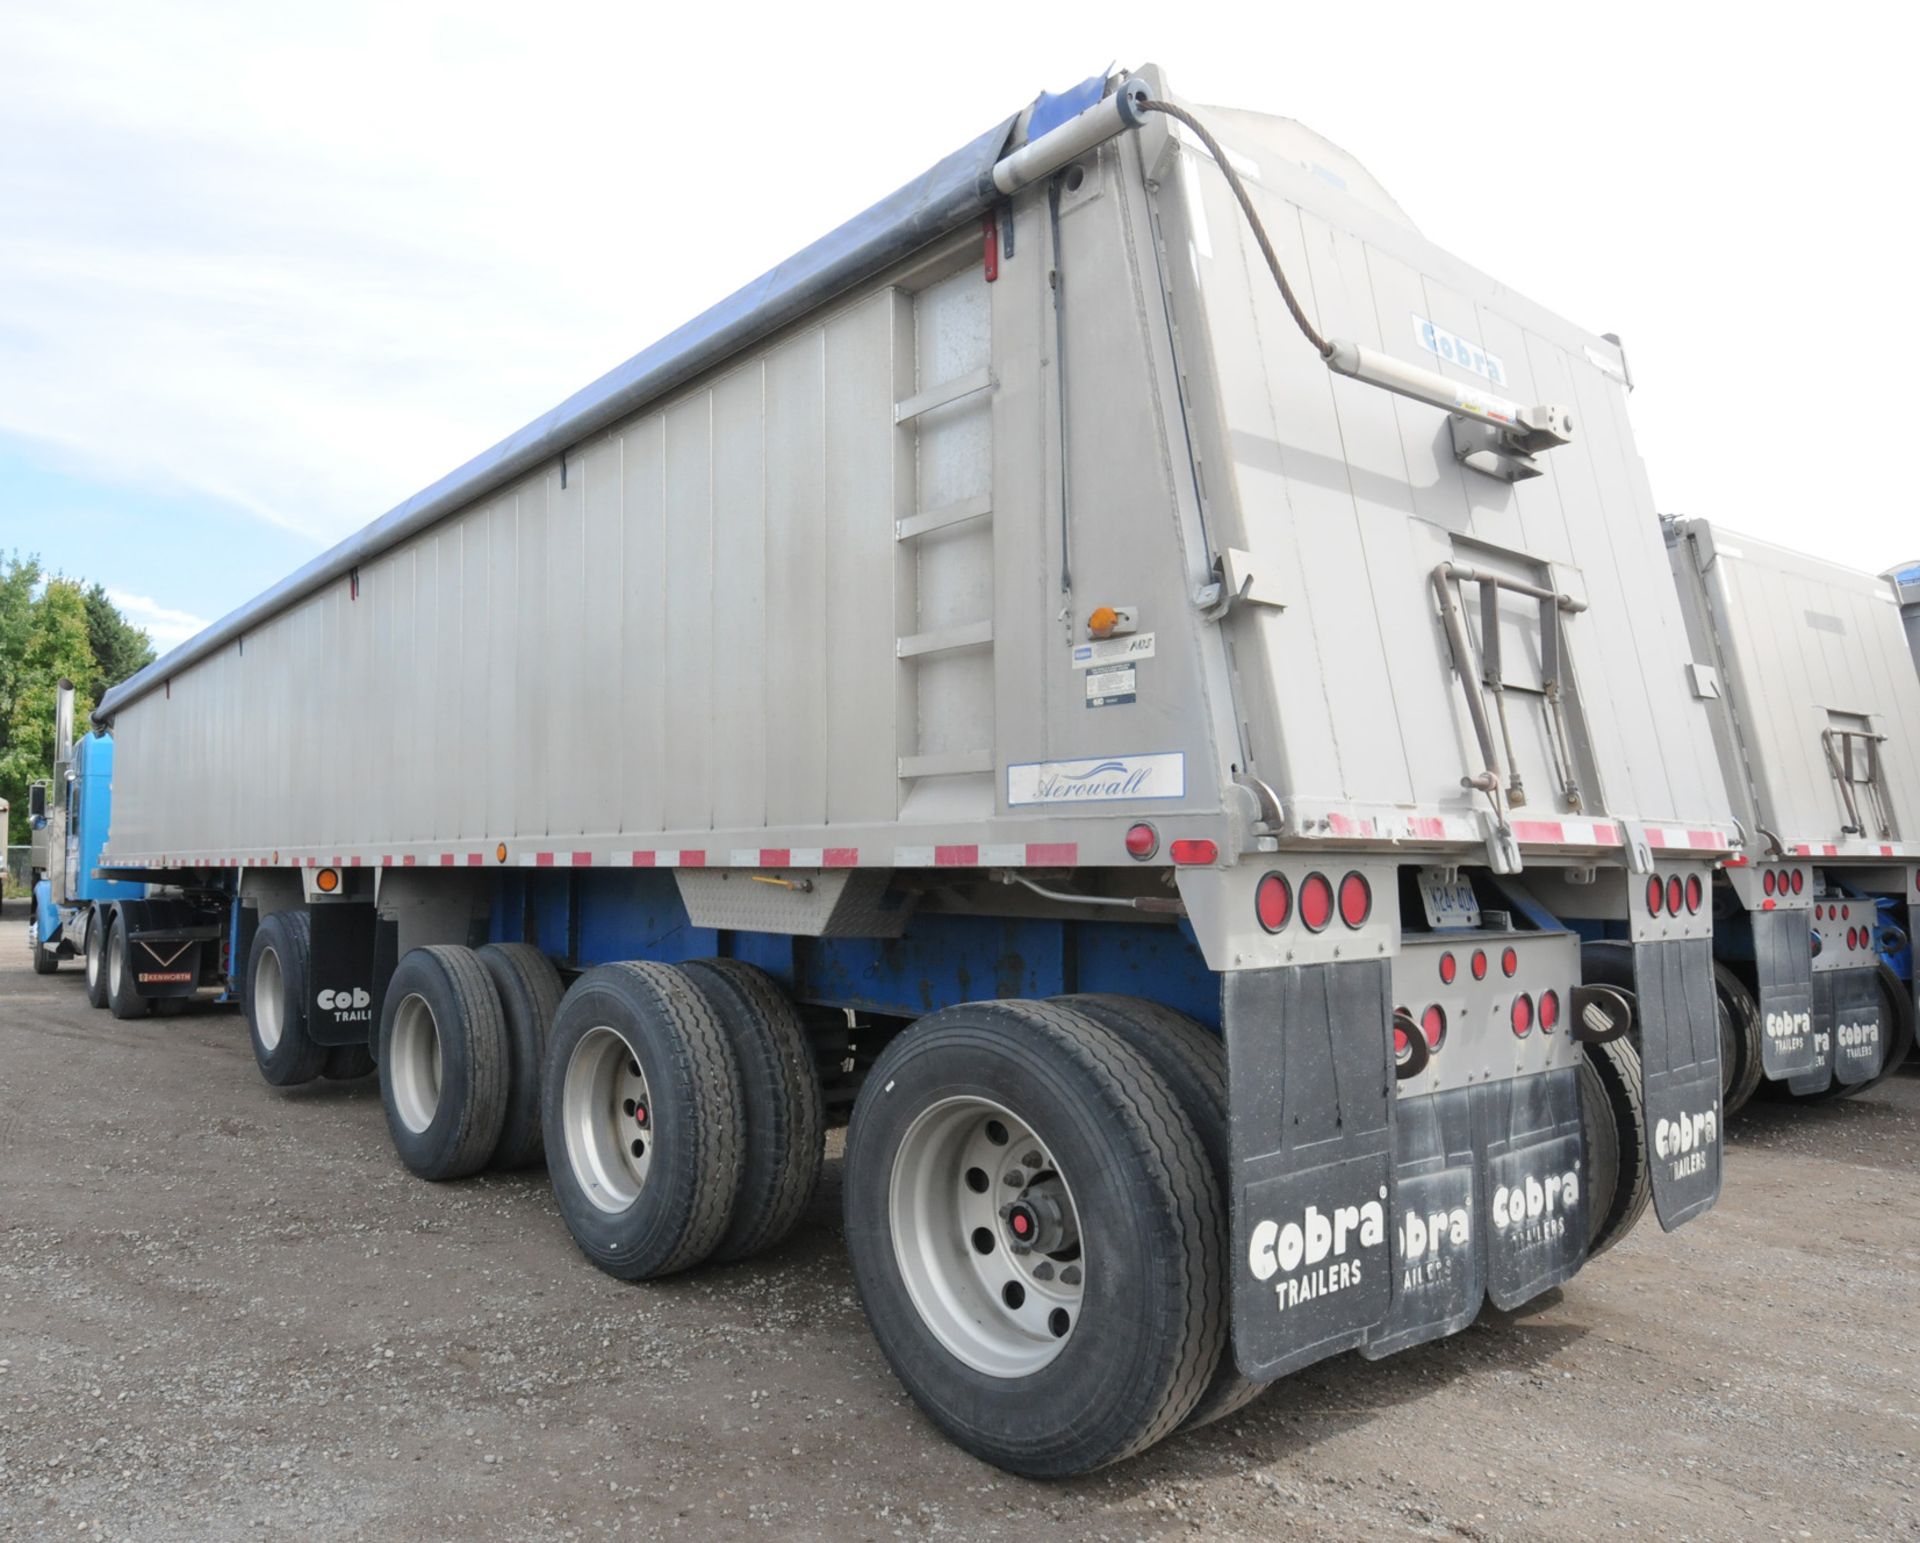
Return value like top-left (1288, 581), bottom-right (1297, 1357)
top-left (679, 959), bottom-right (825, 1264)
top-left (544, 962), bottom-right (744, 1280)
top-left (246, 909), bottom-right (326, 1086)
top-left (476, 942), bottom-right (565, 1171)
top-left (378, 946), bottom-right (510, 1181)
top-left (323, 1044), bottom-right (376, 1080)
top-left (1579, 1036), bottom-right (1653, 1258)
top-left (1053, 993), bottom-right (1261, 1431)
top-left (84, 911), bottom-right (111, 1009)
top-left (1713, 963), bottom-right (1766, 1116)
top-left (843, 999), bottom-right (1223, 1477)
top-left (31, 924), bottom-right (58, 975)
top-left (106, 916), bottom-right (148, 1018)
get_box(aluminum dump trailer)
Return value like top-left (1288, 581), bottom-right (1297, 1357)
top-left (1667, 518), bottom-right (1920, 1098)
top-left (81, 64), bottom-right (1738, 1475)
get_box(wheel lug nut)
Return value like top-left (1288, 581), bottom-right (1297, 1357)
top-left (1002, 1169), bottom-right (1025, 1187)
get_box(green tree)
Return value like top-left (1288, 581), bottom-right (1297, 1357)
top-left (0, 556), bottom-right (155, 847)
top-left (82, 582), bottom-right (155, 701)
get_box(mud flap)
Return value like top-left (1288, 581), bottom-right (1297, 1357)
top-left (1361, 1087), bottom-right (1481, 1359)
top-left (1788, 973), bottom-right (1841, 1095)
top-left (1633, 938), bottom-right (1722, 1229)
top-left (1225, 962), bottom-right (1395, 1382)
top-left (1753, 906), bottom-right (1817, 1080)
top-left (1476, 1068), bottom-right (1586, 1309)
top-left (1828, 967), bottom-right (1885, 1087)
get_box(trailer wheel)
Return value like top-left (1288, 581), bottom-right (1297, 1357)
top-left (378, 946), bottom-right (510, 1181)
top-left (31, 923), bottom-right (58, 975)
top-left (1712, 963), bottom-right (1765, 1116)
top-left (323, 1044), bottom-right (376, 1081)
top-left (476, 943), bottom-right (564, 1171)
top-left (246, 910), bottom-right (325, 1085)
top-left (544, 962), bottom-right (744, 1280)
top-left (679, 959), bottom-right (825, 1264)
top-left (1053, 993), bottom-right (1256, 1431)
top-left (84, 911), bottom-right (111, 1009)
top-left (1578, 1036), bottom-right (1653, 1257)
top-left (843, 999), bottom-right (1222, 1477)
top-left (106, 916), bottom-right (148, 1018)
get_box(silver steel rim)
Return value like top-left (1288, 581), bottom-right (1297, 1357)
top-left (108, 932), bottom-right (126, 1002)
top-left (889, 1095), bottom-right (1085, 1377)
top-left (562, 1026), bottom-right (653, 1214)
top-left (254, 945), bottom-right (283, 1049)
top-left (390, 993), bottom-right (443, 1134)
top-left (86, 923), bottom-right (101, 988)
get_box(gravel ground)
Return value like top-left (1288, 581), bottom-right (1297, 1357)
top-left (1, 900), bottom-right (1915, 1541)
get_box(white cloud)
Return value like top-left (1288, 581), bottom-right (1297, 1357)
top-left (106, 589), bottom-right (211, 650)
top-left (1, 0), bottom-right (1916, 577)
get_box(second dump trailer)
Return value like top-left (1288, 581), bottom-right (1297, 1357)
top-left (1667, 518), bottom-right (1920, 1099)
top-left (76, 64), bottom-right (1740, 1474)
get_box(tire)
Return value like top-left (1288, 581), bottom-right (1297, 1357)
top-left (543, 962), bottom-right (744, 1280)
top-left (378, 946), bottom-right (510, 1181)
top-left (1053, 993), bottom-right (1260, 1431)
top-left (679, 959), bottom-right (825, 1264)
top-left (476, 943), bottom-right (565, 1171)
top-left (107, 916), bottom-right (148, 1019)
top-left (84, 911), bottom-right (111, 1009)
top-left (246, 910), bottom-right (325, 1085)
top-left (1713, 963), bottom-right (1765, 1116)
top-left (1875, 962), bottom-right (1917, 1080)
top-left (323, 1044), bottom-right (377, 1080)
top-left (1578, 1036), bottom-right (1653, 1257)
top-left (843, 998), bottom-right (1223, 1478)
top-left (31, 924), bottom-right (58, 975)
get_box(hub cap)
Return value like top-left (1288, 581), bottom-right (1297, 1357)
top-left (109, 930), bottom-right (127, 1003)
top-left (389, 993), bottom-right (443, 1134)
top-left (86, 923), bottom-right (101, 988)
top-left (562, 1026), bottom-right (653, 1213)
top-left (889, 1097), bottom-right (1085, 1377)
top-left (253, 946), bottom-right (282, 1048)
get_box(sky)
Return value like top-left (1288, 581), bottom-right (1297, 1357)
top-left (1, 1), bottom-right (1915, 655)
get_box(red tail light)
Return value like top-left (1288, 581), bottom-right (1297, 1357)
top-left (1420, 1004), bottom-right (1447, 1053)
top-left (1790, 867), bottom-right (1804, 895)
top-left (1511, 993), bottom-right (1534, 1036)
top-left (1394, 1023), bottom-right (1413, 1063)
top-left (1169, 839), bottom-right (1217, 866)
top-left (1666, 876), bottom-right (1684, 915)
top-left (1254, 872), bottom-right (1291, 933)
top-left (1847, 927), bottom-right (1859, 950)
top-left (1539, 989), bottom-right (1560, 1031)
top-left (1500, 946), bottom-right (1518, 978)
top-left (1124, 823), bottom-right (1158, 860)
top-left (1646, 876), bottom-right (1663, 917)
top-left (1686, 875), bottom-right (1703, 913)
top-left (1470, 949), bottom-right (1488, 982)
top-left (1438, 951), bottom-right (1457, 985)
top-left (1299, 872), bottom-right (1334, 932)
top-left (1763, 869), bottom-right (1777, 896)
top-left (1338, 872), bottom-right (1372, 928)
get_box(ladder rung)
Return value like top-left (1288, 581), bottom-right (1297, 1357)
top-left (896, 494), bottom-right (992, 542)
top-left (896, 620), bottom-right (992, 659)
top-left (894, 367), bottom-right (992, 425)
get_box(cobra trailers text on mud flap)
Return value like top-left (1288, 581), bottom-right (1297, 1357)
top-left (51, 63), bottom-right (1739, 1476)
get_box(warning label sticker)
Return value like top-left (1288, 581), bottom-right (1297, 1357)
top-left (1086, 667), bottom-right (1136, 708)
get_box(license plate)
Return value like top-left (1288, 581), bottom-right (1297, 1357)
top-left (1418, 869), bottom-right (1480, 930)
